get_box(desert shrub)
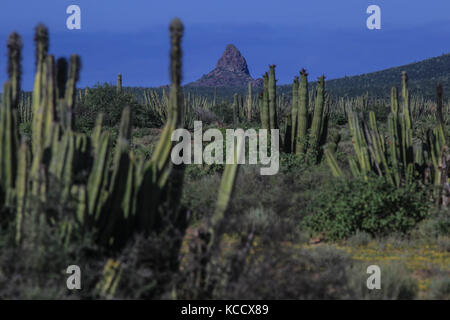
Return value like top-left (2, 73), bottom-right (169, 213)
top-left (75, 84), bottom-right (160, 131)
top-left (368, 103), bottom-right (390, 122)
top-left (279, 153), bottom-right (308, 173)
top-left (113, 228), bottom-right (189, 299)
top-left (437, 236), bottom-right (450, 252)
top-left (0, 205), bottom-right (102, 299)
top-left (331, 113), bottom-right (347, 126)
top-left (303, 176), bottom-right (430, 240)
top-left (219, 244), bottom-right (356, 299)
top-left (411, 208), bottom-right (450, 241)
top-left (429, 274), bottom-right (450, 299)
top-left (210, 103), bottom-right (234, 124)
top-left (185, 163), bottom-right (225, 179)
top-left (347, 231), bottom-right (373, 247)
top-left (195, 108), bottom-right (219, 125)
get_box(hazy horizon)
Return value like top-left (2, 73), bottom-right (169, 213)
top-left (1, 1), bottom-right (450, 90)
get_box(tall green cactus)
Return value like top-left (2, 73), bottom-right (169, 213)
top-left (15, 140), bottom-right (29, 244)
top-left (287, 70), bottom-right (328, 163)
top-left (31, 24), bottom-right (49, 155)
top-left (326, 72), bottom-right (448, 191)
top-left (7, 32), bottom-right (22, 109)
top-left (247, 82), bottom-right (252, 121)
top-left (0, 82), bottom-right (19, 203)
top-left (309, 75), bottom-right (326, 154)
top-left (117, 73), bottom-right (122, 93)
top-left (260, 73), bottom-right (270, 130)
top-left (0, 19), bottom-right (244, 258)
top-left (268, 65), bottom-right (278, 130)
top-left (233, 93), bottom-right (238, 127)
top-left (290, 76), bottom-right (299, 152)
top-left (296, 69), bottom-right (309, 155)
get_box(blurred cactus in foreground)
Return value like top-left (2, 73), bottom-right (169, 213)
top-left (0, 19), bottom-right (241, 257)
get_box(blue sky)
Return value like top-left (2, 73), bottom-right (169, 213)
top-left (1, 0), bottom-right (450, 90)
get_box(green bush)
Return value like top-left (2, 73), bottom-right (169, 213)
top-left (303, 177), bottom-right (430, 240)
top-left (75, 84), bottom-right (160, 131)
top-left (210, 103), bottom-right (233, 124)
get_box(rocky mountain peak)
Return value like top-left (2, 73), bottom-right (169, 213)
top-left (216, 44), bottom-right (250, 75)
top-left (186, 44), bottom-right (262, 88)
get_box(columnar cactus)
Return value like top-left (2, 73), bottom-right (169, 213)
top-left (31, 24), bottom-right (49, 155)
top-left (0, 19), bottom-right (243, 258)
top-left (308, 75), bottom-right (326, 155)
top-left (286, 70), bottom-right (328, 163)
top-left (436, 83), bottom-right (444, 127)
top-left (233, 93), bottom-right (238, 127)
top-left (295, 69), bottom-right (309, 155)
top-left (268, 65), bottom-right (278, 130)
top-left (247, 82), bottom-right (252, 121)
top-left (326, 72), bottom-right (448, 192)
top-left (7, 32), bottom-right (22, 109)
top-left (0, 82), bottom-right (19, 203)
top-left (260, 72), bottom-right (270, 130)
top-left (290, 76), bottom-right (299, 152)
top-left (117, 73), bottom-right (122, 92)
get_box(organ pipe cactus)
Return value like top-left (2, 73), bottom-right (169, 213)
top-left (290, 76), bottom-right (299, 152)
top-left (326, 72), bottom-right (448, 193)
top-left (268, 65), bottom-right (278, 130)
top-left (286, 70), bottom-right (328, 163)
top-left (247, 82), bottom-right (252, 121)
top-left (295, 69), bottom-right (309, 155)
top-left (233, 93), bottom-right (238, 127)
top-left (0, 19), bottom-right (243, 258)
top-left (117, 73), bottom-right (122, 92)
top-left (7, 32), bottom-right (22, 109)
top-left (308, 75), bottom-right (326, 159)
top-left (0, 82), bottom-right (19, 204)
top-left (31, 24), bottom-right (49, 155)
top-left (260, 73), bottom-right (270, 130)
top-left (15, 140), bottom-right (29, 244)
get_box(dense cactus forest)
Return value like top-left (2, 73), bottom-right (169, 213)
top-left (0, 19), bottom-right (449, 300)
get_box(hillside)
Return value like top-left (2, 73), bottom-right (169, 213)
top-left (323, 53), bottom-right (450, 98)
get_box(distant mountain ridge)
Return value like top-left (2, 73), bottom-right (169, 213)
top-left (321, 53), bottom-right (450, 98)
top-left (185, 50), bottom-right (450, 98)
